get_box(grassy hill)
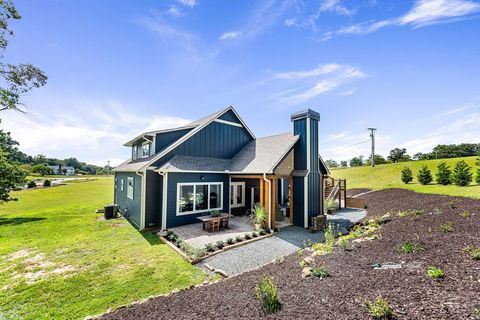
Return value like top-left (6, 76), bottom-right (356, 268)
top-left (331, 156), bottom-right (480, 198)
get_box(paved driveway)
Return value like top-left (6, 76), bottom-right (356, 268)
top-left (199, 208), bottom-right (366, 276)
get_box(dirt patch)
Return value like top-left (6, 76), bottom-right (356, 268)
top-left (99, 189), bottom-right (480, 320)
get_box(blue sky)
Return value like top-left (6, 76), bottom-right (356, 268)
top-left (2, 0), bottom-right (480, 166)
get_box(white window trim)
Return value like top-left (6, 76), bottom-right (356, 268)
top-left (230, 181), bottom-right (245, 208)
top-left (142, 141), bottom-right (151, 158)
top-left (127, 177), bottom-right (134, 200)
top-left (176, 182), bottom-right (223, 216)
top-left (115, 177), bottom-right (118, 189)
top-left (132, 145), bottom-right (138, 160)
top-left (120, 179), bottom-right (124, 192)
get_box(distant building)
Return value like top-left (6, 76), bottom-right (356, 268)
top-left (48, 164), bottom-right (75, 175)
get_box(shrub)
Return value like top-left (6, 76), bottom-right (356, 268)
top-left (27, 180), bottom-right (36, 188)
top-left (364, 297), bottom-right (395, 319)
top-left (426, 266), bottom-right (445, 279)
top-left (401, 167), bottom-right (413, 184)
top-left (43, 179), bottom-right (51, 187)
top-left (235, 235), bottom-right (243, 242)
top-left (448, 200), bottom-right (457, 209)
top-left (435, 162), bottom-right (452, 185)
top-left (252, 205), bottom-right (267, 226)
top-left (210, 210), bottom-right (222, 217)
top-left (204, 243), bottom-right (215, 252)
top-left (459, 211), bottom-right (471, 218)
top-left (245, 233), bottom-right (252, 240)
top-left (475, 157), bottom-right (480, 185)
top-left (259, 229), bottom-right (266, 236)
top-left (464, 245), bottom-right (480, 260)
top-left (226, 238), bottom-right (234, 245)
top-left (325, 223), bottom-right (336, 245)
top-left (440, 222), bottom-right (455, 233)
top-left (452, 160), bottom-right (473, 186)
top-left (338, 237), bottom-right (349, 250)
top-left (417, 165), bottom-right (433, 185)
top-left (252, 232), bottom-right (258, 238)
top-left (400, 241), bottom-right (416, 254)
top-left (216, 240), bottom-right (224, 250)
top-left (255, 276), bottom-right (282, 314)
top-left (311, 267), bottom-right (330, 279)
top-left (265, 228), bottom-right (272, 234)
top-left (325, 198), bottom-right (337, 213)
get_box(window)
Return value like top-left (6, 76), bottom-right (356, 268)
top-left (230, 182), bottom-right (245, 208)
top-left (120, 179), bottom-right (124, 191)
top-left (142, 141), bottom-right (151, 158)
top-left (177, 182), bottom-right (223, 215)
top-left (127, 177), bottom-right (134, 200)
top-left (132, 145), bottom-right (138, 160)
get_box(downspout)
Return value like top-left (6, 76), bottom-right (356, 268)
top-left (263, 173), bottom-right (272, 229)
top-left (135, 170), bottom-right (146, 230)
top-left (156, 170), bottom-right (168, 230)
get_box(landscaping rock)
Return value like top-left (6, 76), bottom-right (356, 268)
top-left (301, 267), bottom-right (312, 279)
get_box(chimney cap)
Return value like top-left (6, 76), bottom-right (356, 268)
top-left (291, 109), bottom-right (320, 121)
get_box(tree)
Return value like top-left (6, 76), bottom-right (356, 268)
top-left (435, 162), bottom-right (452, 185)
top-left (0, 1), bottom-right (47, 112)
top-left (349, 155), bottom-right (364, 167)
top-left (64, 157), bottom-right (80, 169)
top-left (476, 158), bottom-right (480, 185)
top-left (32, 154), bottom-right (47, 165)
top-left (365, 154), bottom-right (387, 166)
top-left (401, 167), bottom-right (413, 184)
top-left (387, 148), bottom-right (410, 163)
top-left (452, 160), bottom-right (473, 186)
top-left (340, 160), bottom-right (348, 168)
top-left (325, 159), bottom-right (338, 168)
top-left (31, 163), bottom-right (53, 176)
top-left (417, 166), bottom-right (433, 185)
top-left (0, 130), bottom-right (26, 202)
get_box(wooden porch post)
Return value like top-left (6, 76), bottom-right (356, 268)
top-left (260, 178), bottom-right (264, 209)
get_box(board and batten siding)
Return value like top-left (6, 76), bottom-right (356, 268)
top-left (165, 172), bottom-right (229, 228)
top-left (145, 170), bottom-right (162, 228)
top-left (114, 172), bottom-right (142, 229)
top-left (155, 129), bottom-right (192, 154)
top-left (218, 109), bottom-right (241, 123)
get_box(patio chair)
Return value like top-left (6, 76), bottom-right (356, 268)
top-left (209, 218), bottom-right (221, 232)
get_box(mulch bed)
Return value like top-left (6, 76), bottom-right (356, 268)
top-left (99, 189), bottom-right (480, 320)
top-left (347, 188), bottom-right (372, 197)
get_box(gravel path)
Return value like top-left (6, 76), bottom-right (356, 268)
top-left (200, 209), bottom-right (366, 276)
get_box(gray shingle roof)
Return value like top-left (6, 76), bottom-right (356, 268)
top-left (112, 159), bottom-right (151, 172)
top-left (156, 133), bottom-right (299, 174)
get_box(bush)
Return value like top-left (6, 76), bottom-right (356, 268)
top-left (364, 297), bottom-right (395, 319)
top-left (43, 179), bottom-right (51, 187)
top-left (448, 200), bottom-right (457, 209)
top-left (426, 266), bottom-right (445, 279)
top-left (216, 240), bottom-right (224, 250)
top-left (435, 162), bottom-right (452, 185)
top-left (401, 167), bottom-right (413, 184)
top-left (204, 243), bottom-right (215, 252)
top-left (400, 241), bottom-right (416, 254)
top-left (252, 232), bottom-right (258, 238)
top-left (259, 229), bottom-right (266, 236)
top-left (476, 157), bottom-right (480, 184)
top-left (417, 166), bottom-right (433, 185)
top-left (255, 276), bottom-right (282, 314)
top-left (235, 235), bottom-right (243, 242)
top-left (226, 238), bottom-right (234, 245)
top-left (245, 233), bottom-right (252, 240)
top-left (464, 245), bottom-right (480, 260)
top-left (452, 160), bottom-right (473, 186)
top-left (27, 180), bottom-right (36, 188)
top-left (441, 222), bottom-right (455, 233)
top-left (311, 267), bottom-right (330, 279)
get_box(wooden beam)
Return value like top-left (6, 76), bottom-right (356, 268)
top-left (231, 175), bottom-right (264, 180)
top-left (259, 178), bottom-right (264, 210)
top-left (289, 175), bottom-right (293, 224)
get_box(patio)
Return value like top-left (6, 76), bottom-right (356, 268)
top-left (170, 215), bottom-right (256, 249)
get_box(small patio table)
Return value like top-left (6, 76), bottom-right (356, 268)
top-left (197, 213), bottom-right (229, 231)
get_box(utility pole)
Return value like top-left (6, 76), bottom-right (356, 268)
top-left (107, 160), bottom-right (111, 175)
top-left (367, 128), bottom-right (377, 167)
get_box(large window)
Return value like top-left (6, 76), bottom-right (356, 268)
top-left (127, 177), bottom-right (134, 200)
top-left (230, 182), bottom-right (245, 208)
top-left (142, 141), bottom-right (151, 158)
top-left (177, 182), bottom-right (223, 215)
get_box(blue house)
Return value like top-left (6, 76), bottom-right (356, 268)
top-left (113, 107), bottom-right (335, 230)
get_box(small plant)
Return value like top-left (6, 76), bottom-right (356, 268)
top-left (441, 222), bottom-right (455, 233)
top-left (459, 211), bottom-right (471, 218)
top-left (226, 238), bottom-right (235, 245)
top-left (204, 243), bottom-right (215, 252)
top-left (364, 297), bottom-right (395, 319)
top-left (464, 245), bottom-right (480, 260)
top-left (400, 241), bottom-right (416, 254)
top-left (235, 235), bottom-right (243, 242)
top-left (411, 209), bottom-right (424, 216)
top-left (433, 208), bottom-right (442, 215)
top-left (435, 162), bottom-right (452, 185)
top-left (255, 276), bottom-right (282, 314)
top-left (397, 211), bottom-right (408, 217)
top-left (338, 237), bottom-right (349, 251)
top-left (452, 160), bottom-right (473, 186)
top-left (417, 165), bottom-right (433, 185)
top-left (325, 198), bottom-right (337, 213)
top-left (252, 205), bottom-right (267, 229)
top-left (302, 239), bottom-right (313, 248)
top-left (43, 179), bottom-right (51, 187)
top-left (27, 180), bottom-right (36, 188)
top-left (245, 233), bottom-right (252, 240)
top-left (252, 232), bottom-right (258, 238)
top-left (166, 231), bottom-right (178, 242)
top-left (324, 223), bottom-right (336, 245)
top-left (265, 228), bottom-right (272, 234)
top-left (448, 200), bottom-right (457, 209)
top-left (426, 266), bottom-right (445, 279)
top-left (210, 210), bottom-right (222, 217)
top-left (259, 229), bottom-right (266, 236)
top-left (311, 267), bottom-right (330, 279)
top-left (216, 240), bottom-right (225, 250)
top-left (401, 167), bottom-right (413, 184)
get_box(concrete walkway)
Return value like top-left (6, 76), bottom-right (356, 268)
top-left (199, 208), bottom-right (366, 276)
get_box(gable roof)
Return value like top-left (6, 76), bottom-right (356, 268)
top-left (156, 133), bottom-right (299, 174)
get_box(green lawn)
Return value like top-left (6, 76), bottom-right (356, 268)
top-left (0, 177), bottom-right (208, 320)
top-left (331, 156), bottom-right (480, 198)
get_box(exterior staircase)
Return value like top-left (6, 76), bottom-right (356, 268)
top-left (323, 176), bottom-right (347, 209)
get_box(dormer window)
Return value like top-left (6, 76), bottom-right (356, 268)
top-left (142, 141), bottom-right (152, 158)
top-left (132, 145), bottom-right (138, 160)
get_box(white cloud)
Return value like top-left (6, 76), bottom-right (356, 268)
top-left (340, 88), bottom-right (356, 96)
top-left (323, 0), bottom-right (480, 40)
top-left (177, 0), bottom-right (198, 8)
top-left (273, 64), bottom-right (365, 104)
top-left (167, 6), bottom-right (183, 17)
top-left (0, 100), bottom-right (191, 166)
top-left (219, 31), bottom-right (242, 40)
top-left (319, 0), bottom-right (356, 16)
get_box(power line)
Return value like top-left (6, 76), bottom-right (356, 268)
top-left (334, 139), bottom-right (370, 151)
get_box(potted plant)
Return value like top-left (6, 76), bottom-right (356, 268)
top-left (252, 205), bottom-right (267, 231)
top-left (210, 210), bottom-right (221, 217)
top-left (325, 199), bottom-right (337, 214)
